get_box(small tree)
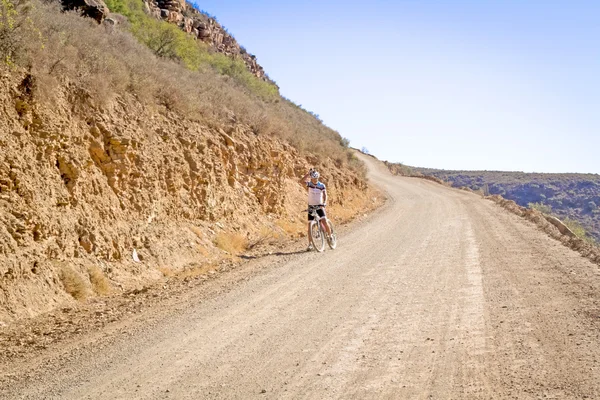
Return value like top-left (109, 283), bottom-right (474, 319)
top-left (361, 147), bottom-right (369, 154)
top-left (482, 183), bottom-right (490, 196)
top-left (0, 0), bottom-right (35, 66)
top-left (563, 218), bottom-right (596, 244)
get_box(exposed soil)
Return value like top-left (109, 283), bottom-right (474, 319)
top-left (0, 71), bottom-right (373, 324)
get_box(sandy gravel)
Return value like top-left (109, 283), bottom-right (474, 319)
top-left (2, 154), bottom-right (600, 399)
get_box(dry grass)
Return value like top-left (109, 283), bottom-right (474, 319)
top-left (179, 262), bottom-right (217, 279)
top-left (247, 225), bottom-right (288, 249)
top-left (158, 262), bottom-right (218, 281)
top-left (59, 265), bottom-right (89, 300)
top-left (275, 219), bottom-right (302, 237)
top-left (214, 232), bottom-right (247, 255)
top-left (3, 0), bottom-right (363, 177)
top-left (88, 265), bottom-right (111, 295)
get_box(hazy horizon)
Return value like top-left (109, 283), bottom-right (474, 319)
top-left (192, 1), bottom-right (600, 174)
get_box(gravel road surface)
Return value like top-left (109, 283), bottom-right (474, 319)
top-left (2, 154), bottom-right (600, 399)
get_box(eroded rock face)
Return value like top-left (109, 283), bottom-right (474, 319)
top-left (0, 73), bottom-right (364, 322)
top-left (61, 0), bottom-right (110, 23)
top-left (143, 0), bottom-right (275, 84)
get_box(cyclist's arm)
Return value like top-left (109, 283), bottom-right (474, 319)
top-left (299, 173), bottom-right (310, 187)
top-left (323, 189), bottom-right (328, 205)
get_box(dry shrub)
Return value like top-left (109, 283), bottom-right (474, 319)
top-left (384, 161), bottom-right (413, 176)
top-left (59, 265), bottom-right (89, 300)
top-left (179, 262), bottom-right (216, 279)
top-left (563, 218), bottom-right (595, 244)
top-left (275, 219), bottom-right (302, 237)
top-left (214, 232), bottom-right (247, 254)
top-left (159, 262), bottom-right (217, 281)
top-left (247, 227), bottom-right (270, 249)
top-left (88, 265), bottom-right (111, 295)
top-left (247, 226), bottom-right (286, 249)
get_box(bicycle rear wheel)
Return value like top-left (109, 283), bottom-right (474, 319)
top-left (326, 220), bottom-right (337, 249)
top-left (309, 221), bottom-right (325, 252)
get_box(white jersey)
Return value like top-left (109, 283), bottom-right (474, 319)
top-left (307, 181), bottom-right (326, 205)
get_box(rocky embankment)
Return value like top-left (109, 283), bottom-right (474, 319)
top-left (0, 72), bottom-right (371, 324)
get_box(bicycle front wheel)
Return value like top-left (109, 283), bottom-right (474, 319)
top-left (309, 221), bottom-right (325, 252)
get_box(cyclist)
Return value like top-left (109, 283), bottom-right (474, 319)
top-left (299, 168), bottom-right (332, 250)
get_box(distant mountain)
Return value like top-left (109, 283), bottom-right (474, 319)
top-left (414, 169), bottom-right (600, 242)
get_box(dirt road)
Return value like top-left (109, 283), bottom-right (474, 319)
top-left (2, 154), bottom-right (600, 399)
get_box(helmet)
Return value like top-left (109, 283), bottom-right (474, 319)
top-left (310, 169), bottom-right (320, 179)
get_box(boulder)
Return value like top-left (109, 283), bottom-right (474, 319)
top-left (545, 215), bottom-right (577, 237)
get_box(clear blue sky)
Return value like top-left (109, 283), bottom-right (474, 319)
top-left (192, 1), bottom-right (599, 173)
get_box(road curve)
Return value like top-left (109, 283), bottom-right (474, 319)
top-left (2, 153), bottom-right (600, 399)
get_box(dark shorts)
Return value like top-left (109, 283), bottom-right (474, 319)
top-left (308, 206), bottom-right (326, 221)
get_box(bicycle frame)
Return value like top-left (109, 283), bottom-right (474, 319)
top-left (307, 206), bottom-right (328, 230)
top-left (306, 205), bottom-right (336, 252)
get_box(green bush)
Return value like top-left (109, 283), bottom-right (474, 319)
top-left (528, 202), bottom-right (552, 214)
top-left (103, 0), bottom-right (277, 99)
top-left (563, 218), bottom-right (596, 244)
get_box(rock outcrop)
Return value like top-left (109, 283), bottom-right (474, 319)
top-left (142, 0), bottom-right (273, 84)
top-left (61, 0), bottom-right (110, 23)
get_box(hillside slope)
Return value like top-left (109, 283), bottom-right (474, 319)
top-left (0, 0), bottom-right (376, 323)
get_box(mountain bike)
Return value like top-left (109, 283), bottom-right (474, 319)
top-left (306, 205), bottom-right (337, 252)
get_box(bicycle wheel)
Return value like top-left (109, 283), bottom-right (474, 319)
top-left (326, 220), bottom-right (337, 249)
top-left (309, 221), bottom-right (325, 252)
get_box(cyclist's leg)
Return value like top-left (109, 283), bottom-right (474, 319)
top-left (318, 208), bottom-right (331, 235)
top-left (307, 209), bottom-right (314, 247)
